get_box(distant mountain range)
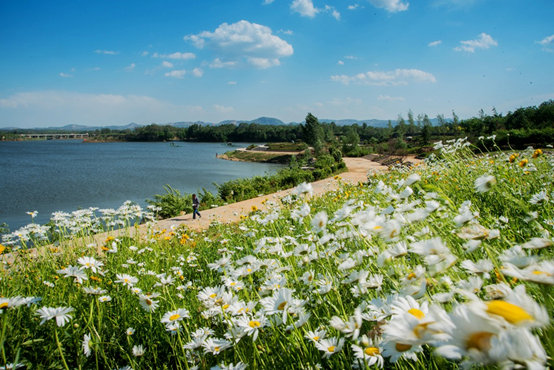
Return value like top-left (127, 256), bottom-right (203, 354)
top-left (1, 116), bottom-right (442, 131)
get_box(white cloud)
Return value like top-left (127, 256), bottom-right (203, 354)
top-left (338, 60), bottom-right (344, 65)
top-left (141, 51), bottom-right (149, 57)
top-left (124, 63), bottom-right (136, 72)
top-left (280, 29), bottom-right (294, 35)
top-left (59, 72), bottom-right (73, 78)
top-left (368, 0), bottom-right (409, 13)
top-left (213, 104), bottom-right (234, 114)
top-left (228, 81), bottom-right (237, 85)
top-left (164, 70), bottom-right (186, 79)
top-left (331, 68), bottom-right (436, 86)
top-left (162, 61), bottom-right (174, 68)
top-left (348, 4), bottom-right (360, 10)
top-left (94, 50), bottom-right (119, 55)
top-left (345, 55), bottom-right (358, 59)
top-left (324, 5), bottom-right (341, 20)
top-left (454, 33), bottom-right (497, 53)
top-left (536, 34), bottom-right (554, 52)
top-left (291, 0), bottom-right (320, 18)
top-left (185, 20), bottom-right (293, 69)
top-left (191, 67), bottom-right (204, 77)
top-left (378, 94), bottom-right (405, 101)
top-left (428, 40), bottom-right (442, 47)
top-left (209, 58), bottom-right (238, 69)
top-left (262, 0), bottom-right (275, 4)
top-left (248, 57), bottom-right (281, 69)
top-left (152, 52), bottom-right (196, 60)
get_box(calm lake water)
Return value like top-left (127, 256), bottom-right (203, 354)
top-left (0, 140), bottom-right (283, 231)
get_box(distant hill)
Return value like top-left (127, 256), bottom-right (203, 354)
top-left (218, 117), bottom-right (286, 126)
top-left (318, 119), bottom-right (393, 128)
top-left (2, 116), bottom-right (445, 131)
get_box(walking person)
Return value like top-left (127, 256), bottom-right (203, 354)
top-left (192, 194), bottom-right (201, 220)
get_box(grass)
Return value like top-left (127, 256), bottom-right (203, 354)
top-left (1, 139), bottom-right (553, 369)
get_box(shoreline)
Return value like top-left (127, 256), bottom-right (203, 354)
top-left (1, 155), bottom-right (423, 264)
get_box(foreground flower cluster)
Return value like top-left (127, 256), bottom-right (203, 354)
top-left (1, 140), bottom-right (553, 369)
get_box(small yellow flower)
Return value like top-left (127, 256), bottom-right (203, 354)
top-left (251, 205), bottom-right (258, 212)
top-left (532, 149), bottom-right (542, 158)
top-left (519, 159), bottom-right (528, 168)
top-left (0, 244), bottom-right (5, 254)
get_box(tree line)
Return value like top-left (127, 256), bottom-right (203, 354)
top-left (3, 100), bottom-right (553, 151)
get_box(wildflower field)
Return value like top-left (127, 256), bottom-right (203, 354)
top-left (1, 139), bottom-right (553, 370)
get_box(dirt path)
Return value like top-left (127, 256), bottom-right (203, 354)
top-left (1, 156), bottom-right (422, 263)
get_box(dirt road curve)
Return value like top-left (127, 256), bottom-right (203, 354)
top-left (1, 156), bottom-right (421, 263)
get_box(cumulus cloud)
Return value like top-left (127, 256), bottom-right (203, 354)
top-left (325, 5), bottom-right (341, 20)
top-left (330, 68), bottom-right (436, 86)
top-left (191, 67), bottom-right (204, 77)
top-left (262, 0), bottom-right (275, 4)
top-left (59, 72), bottom-right (73, 78)
top-left (164, 70), bottom-right (186, 78)
top-left (141, 51), bottom-right (149, 57)
top-left (228, 81), bottom-right (237, 85)
top-left (368, 0), bottom-right (409, 13)
top-left (209, 58), bottom-right (238, 69)
top-left (94, 50), bottom-right (119, 55)
top-left (185, 20), bottom-right (293, 69)
top-left (348, 4), bottom-right (360, 10)
top-left (162, 61), bottom-right (174, 68)
top-left (536, 34), bottom-right (554, 52)
top-left (338, 60), bottom-right (344, 65)
top-left (454, 33), bottom-right (497, 53)
top-left (124, 63), bottom-right (136, 72)
top-left (280, 29), bottom-right (294, 35)
top-left (378, 95), bottom-right (405, 101)
top-left (291, 0), bottom-right (320, 17)
top-left (429, 40), bottom-right (442, 47)
top-left (152, 52), bottom-right (196, 60)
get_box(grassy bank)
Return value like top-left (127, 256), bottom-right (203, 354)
top-left (218, 150), bottom-right (294, 164)
top-left (1, 139), bottom-right (553, 369)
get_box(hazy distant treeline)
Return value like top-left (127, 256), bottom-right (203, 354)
top-left (2, 100), bottom-right (553, 149)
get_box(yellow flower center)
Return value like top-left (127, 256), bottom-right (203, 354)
top-left (413, 322), bottom-right (432, 339)
top-left (0, 302), bottom-right (8, 309)
top-left (466, 331), bottom-right (494, 352)
top-left (327, 346), bottom-right (335, 353)
top-left (485, 301), bottom-right (533, 325)
top-left (533, 270), bottom-right (551, 276)
top-left (364, 347), bottom-right (380, 356)
top-left (222, 304), bottom-right (230, 310)
top-left (214, 346), bottom-right (220, 352)
top-left (395, 343), bottom-right (412, 352)
top-left (408, 308), bottom-right (425, 320)
top-left (249, 320), bottom-right (261, 328)
top-left (145, 299), bottom-right (152, 306)
top-left (169, 314), bottom-right (180, 321)
top-left (407, 272), bottom-right (417, 280)
top-left (209, 293), bottom-right (217, 299)
top-left (313, 336), bottom-right (320, 341)
top-left (278, 301), bottom-right (288, 311)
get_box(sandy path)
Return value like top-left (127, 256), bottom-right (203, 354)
top-left (1, 155), bottom-right (421, 263)
top-left (154, 156), bottom-right (389, 232)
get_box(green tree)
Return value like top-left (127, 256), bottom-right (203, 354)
top-left (301, 113), bottom-right (325, 156)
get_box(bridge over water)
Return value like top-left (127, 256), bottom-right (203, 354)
top-left (20, 133), bottom-right (89, 139)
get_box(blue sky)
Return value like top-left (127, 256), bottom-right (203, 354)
top-left (1, 0), bottom-right (553, 128)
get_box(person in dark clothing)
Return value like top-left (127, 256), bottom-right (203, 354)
top-left (192, 194), bottom-right (201, 220)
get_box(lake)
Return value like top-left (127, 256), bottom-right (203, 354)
top-left (0, 140), bottom-right (283, 231)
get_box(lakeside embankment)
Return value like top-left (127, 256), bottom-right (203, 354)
top-left (1, 155), bottom-right (422, 265)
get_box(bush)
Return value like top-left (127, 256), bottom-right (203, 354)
top-left (146, 185), bottom-right (191, 218)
